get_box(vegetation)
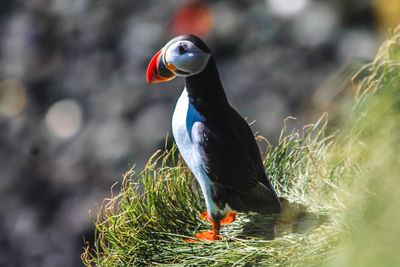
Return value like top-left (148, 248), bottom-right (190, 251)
top-left (82, 26), bottom-right (400, 266)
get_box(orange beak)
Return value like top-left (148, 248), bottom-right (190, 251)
top-left (146, 49), bottom-right (176, 84)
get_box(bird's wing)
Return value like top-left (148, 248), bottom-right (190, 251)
top-left (228, 107), bottom-right (278, 195)
top-left (191, 119), bottom-right (280, 213)
top-left (191, 111), bottom-right (279, 212)
top-left (192, 120), bottom-right (258, 191)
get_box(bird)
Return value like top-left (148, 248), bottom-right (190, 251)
top-left (146, 34), bottom-right (282, 241)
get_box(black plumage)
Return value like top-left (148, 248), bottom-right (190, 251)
top-left (184, 35), bottom-right (281, 217)
top-left (147, 34), bottom-right (282, 240)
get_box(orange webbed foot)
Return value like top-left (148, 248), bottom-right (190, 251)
top-left (200, 210), bottom-right (236, 224)
top-left (195, 230), bottom-right (221, 241)
top-left (220, 211), bottom-right (236, 225)
top-left (184, 216), bottom-right (223, 243)
top-left (184, 231), bottom-right (221, 242)
top-left (186, 211), bottom-right (235, 242)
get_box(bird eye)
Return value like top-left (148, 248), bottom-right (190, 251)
top-left (178, 44), bottom-right (185, 54)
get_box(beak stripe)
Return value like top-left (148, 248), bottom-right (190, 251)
top-left (146, 49), bottom-right (177, 84)
top-left (166, 63), bottom-right (177, 71)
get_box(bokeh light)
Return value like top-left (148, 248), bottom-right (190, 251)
top-left (170, 0), bottom-right (212, 38)
top-left (45, 99), bottom-right (83, 139)
top-left (266, 0), bottom-right (309, 18)
top-left (0, 79), bottom-right (27, 117)
top-left (373, 0), bottom-right (400, 33)
top-left (292, 3), bottom-right (338, 47)
top-left (339, 30), bottom-right (380, 60)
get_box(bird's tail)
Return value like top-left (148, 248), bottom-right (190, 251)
top-left (235, 182), bottom-right (282, 214)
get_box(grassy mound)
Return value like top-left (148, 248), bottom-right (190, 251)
top-left (82, 26), bottom-right (400, 266)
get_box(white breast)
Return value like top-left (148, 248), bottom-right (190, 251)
top-left (172, 88), bottom-right (220, 215)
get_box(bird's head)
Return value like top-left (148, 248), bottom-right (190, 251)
top-left (146, 34), bottom-right (212, 84)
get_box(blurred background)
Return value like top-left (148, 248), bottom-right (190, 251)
top-left (0, 0), bottom-right (399, 266)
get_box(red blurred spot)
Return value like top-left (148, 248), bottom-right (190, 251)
top-left (170, 0), bottom-right (212, 38)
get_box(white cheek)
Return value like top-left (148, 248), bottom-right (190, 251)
top-left (164, 50), bottom-right (178, 64)
top-left (164, 47), bottom-right (210, 75)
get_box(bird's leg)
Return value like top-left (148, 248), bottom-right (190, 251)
top-left (193, 219), bottom-right (221, 241)
top-left (212, 220), bottom-right (221, 240)
top-left (200, 210), bottom-right (236, 225)
top-left (185, 211), bottom-right (236, 242)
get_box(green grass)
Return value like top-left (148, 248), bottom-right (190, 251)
top-left (82, 26), bottom-right (400, 266)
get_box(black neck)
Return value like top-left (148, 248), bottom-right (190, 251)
top-left (185, 56), bottom-right (229, 115)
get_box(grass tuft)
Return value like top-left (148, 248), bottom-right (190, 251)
top-left (82, 115), bottom-right (347, 266)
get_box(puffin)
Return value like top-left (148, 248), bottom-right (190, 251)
top-left (146, 34), bottom-right (282, 241)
